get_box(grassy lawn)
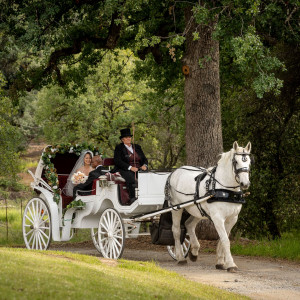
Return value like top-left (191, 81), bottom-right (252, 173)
top-left (0, 248), bottom-right (249, 300)
top-left (231, 231), bottom-right (300, 261)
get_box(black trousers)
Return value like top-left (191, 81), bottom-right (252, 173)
top-left (119, 170), bottom-right (137, 199)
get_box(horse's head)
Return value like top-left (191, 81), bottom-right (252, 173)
top-left (232, 141), bottom-right (252, 190)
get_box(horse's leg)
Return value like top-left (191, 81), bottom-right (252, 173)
top-left (171, 209), bottom-right (186, 264)
top-left (216, 216), bottom-right (238, 271)
top-left (185, 215), bottom-right (201, 262)
top-left (212, 215), bottom-right (238, 272)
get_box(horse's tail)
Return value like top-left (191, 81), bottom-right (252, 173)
top-left (164, 173), bottom-right (172, 202)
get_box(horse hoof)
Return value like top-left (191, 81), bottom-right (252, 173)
top-left (188, 251), bottom-right (198, 262)
top-left (177, 260), bottom-right (187, 265)
top-left (216, 264), bottom-right (226, 270)
top-left (227, 267), bottom-right (238, 273)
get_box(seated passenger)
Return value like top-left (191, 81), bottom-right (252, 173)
top-left (63, 150), bottom-right (94, 196)
top-left (73, 155), bottom-right (105, 199)
top-left (112, 128), bottom-right (148, 205)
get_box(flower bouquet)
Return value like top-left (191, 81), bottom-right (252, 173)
top-left (71, 171), bottom-right (88, 185)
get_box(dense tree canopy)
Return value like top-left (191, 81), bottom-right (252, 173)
top-left (0, 0), bottom-right (299, 237)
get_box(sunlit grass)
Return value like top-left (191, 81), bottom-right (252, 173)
top-left (20, 158), bottom-right (38, 171)
top-left (231, 232), bottom-right (300, 261)
top-left (0, 248), bottom-right (249, 300)
top-left (0, 208), bottom-right (23, 245)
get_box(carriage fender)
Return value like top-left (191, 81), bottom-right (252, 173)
top-left (97, 198), bottom-right (114, 215)
top-left (34, 186), bottom-right (61, 241)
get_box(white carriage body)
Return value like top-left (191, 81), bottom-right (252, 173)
top-left (31, 154), bottom-right (169, 241)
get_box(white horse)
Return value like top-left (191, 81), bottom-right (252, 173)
top-left (167, 141), bottom-right (252, 272)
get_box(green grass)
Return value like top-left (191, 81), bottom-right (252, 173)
top-left (0, 248), bottom-right (248, 300)
top-left (0, 208), bottom-right (24, 245)
top-left (231, 232), bottom-right (300, 261)
top-left (0, 206), bottom-right (92, 246)
top-left (20, 158), bottom-right (38, 172)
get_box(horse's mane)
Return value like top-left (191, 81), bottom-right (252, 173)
top-left (217, 149), bottom-right (234, 166)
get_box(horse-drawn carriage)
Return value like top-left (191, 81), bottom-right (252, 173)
top-left (23, 142), bottom-right (252, 271)
top-left (23, 144), bottom-right (191, 259)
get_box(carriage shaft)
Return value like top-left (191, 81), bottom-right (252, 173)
top-left (131, 195), bottom-right (214, 222)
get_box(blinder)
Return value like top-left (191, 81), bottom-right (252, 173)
top-left (232, 152), bottom-right (252, 182)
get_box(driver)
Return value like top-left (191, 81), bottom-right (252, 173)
top-left (112, 128), bottom-right (148, 205)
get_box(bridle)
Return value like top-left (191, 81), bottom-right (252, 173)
top-left (232, 152), bottom-right (252, 184)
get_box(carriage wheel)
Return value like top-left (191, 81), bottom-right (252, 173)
top-left (167, 236), bottom-right (190, 260)
top-left (97, 208), bottom-right (125, 259)
top-left (22, 197), bottom-right (52, 250)
top-left (91, 227), bottom-right (101, 253)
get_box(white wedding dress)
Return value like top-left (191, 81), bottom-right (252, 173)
top-left (62, 150), bottom-right (93, 196)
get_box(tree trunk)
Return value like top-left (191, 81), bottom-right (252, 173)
top-left (183, 8), bottom-right (223, 239)
top-left (183, 8), bottom-right (223, 168)
top-left (196, 219), bottom-right (219, 240)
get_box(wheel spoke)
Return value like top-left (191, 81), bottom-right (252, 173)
top-left (25, 214), bottom-right (34, 225)
top-left (100, 221), bottom-right (109, 232)
top-left (25, 229), bottom-right (34, 237)
top-left (112, 241), bottom-right (116, 258)
top-left (39, 217), bottom-right (49, 225)
top-left (103, 215), bottom-right (110, 231)
top-left (31, 234), bottom-right (36, 249)
top-left (30, 202), bottom-right (37, 219)
top-left (39, 226), bottom-right (50, 230)
top-left (113, 237), bottom-right (122, 248)
top-left (113, 228), bottom-right (123, 235)
top-left (39, 228), bottom-right (50, 240)
top-left (37, 231), bottom-right (42, 250)
top-left (38, 231), bottom-right (47, 249)
top-left (27, 206), bottom-right (35, 222)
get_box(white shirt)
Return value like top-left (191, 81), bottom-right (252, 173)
top-left (124, 144), bottom-right (134, 154)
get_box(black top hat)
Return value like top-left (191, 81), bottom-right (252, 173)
top-left (119, 128), bottom-right (133, 139)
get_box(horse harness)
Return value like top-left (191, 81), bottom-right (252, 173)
top-left (165, 152), bottom-right (252, 218)
top-left (193, 152), bottom-right (253, 217)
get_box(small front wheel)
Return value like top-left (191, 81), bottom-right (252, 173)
top-left (91, 227), bottom-right (101, 253)
top-left (22, 197), bottom-right (52, 250)
top-left (167, 236), bottom-right (190, 260)
top-left (97, 208), bottom-right (125, 259)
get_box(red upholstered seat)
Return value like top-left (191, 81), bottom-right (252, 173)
top-left (103, 157), bottom-right (115, 166)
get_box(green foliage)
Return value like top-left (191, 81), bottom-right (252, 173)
top-left (221, 45), bottom-right (300, 238)
top-left (0, 74), bottom-right (22, 183)
top-left (230, 27), bottom-right (285, 98)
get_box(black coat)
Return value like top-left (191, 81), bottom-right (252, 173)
top-left (73, 166), bottom-right (105, 199)
top-left (113, 143), bottom-right (148, 172)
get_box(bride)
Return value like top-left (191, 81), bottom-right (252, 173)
top-left (63, 150), bottom-right (94, 196)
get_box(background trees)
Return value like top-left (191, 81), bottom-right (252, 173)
top-left (0, 0), bottom-right (299, 238)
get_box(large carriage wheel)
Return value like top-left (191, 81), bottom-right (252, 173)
top-left (167, 236), bottom-right (190, 260)
top-left (22, 197), bottom-right (52, 250)
top-left (97, 208), bottom-right (125, 259)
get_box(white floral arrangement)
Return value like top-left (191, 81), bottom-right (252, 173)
top-left (71, 171), bottom-right (88, 185)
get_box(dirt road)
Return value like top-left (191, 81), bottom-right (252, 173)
top-left (50, 241), bottom-right (300, 300)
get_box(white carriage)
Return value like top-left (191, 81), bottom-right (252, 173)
top-left (23, 146), bottom-right (191, 259)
